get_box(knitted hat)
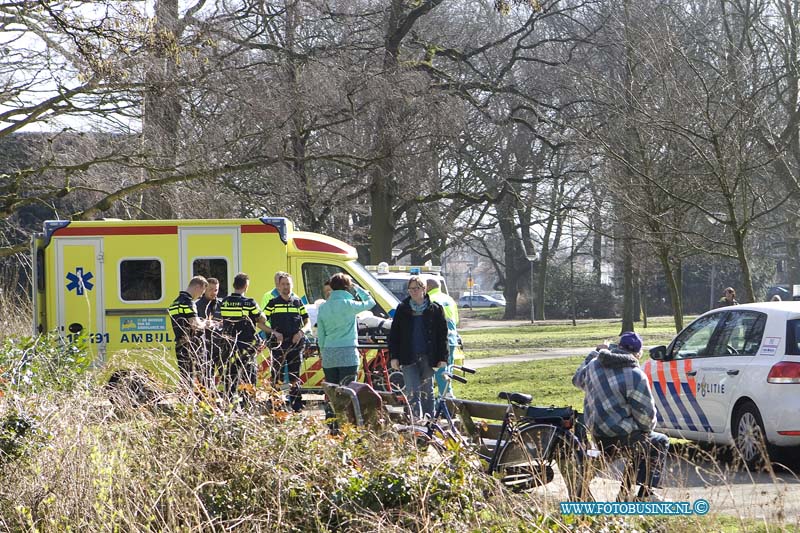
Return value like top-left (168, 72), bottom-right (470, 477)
top-left (619, 331), bottom-right (643, 353)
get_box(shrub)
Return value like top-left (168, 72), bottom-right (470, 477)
top-left (0, 333), bottom-right (92, 396)
top-left (544, 265), bottom-right (618, 319)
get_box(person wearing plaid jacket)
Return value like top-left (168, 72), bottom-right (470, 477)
top-left (573, 331), bottom-right (669, 501)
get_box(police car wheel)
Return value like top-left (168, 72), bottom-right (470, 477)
top-left (732, 401), bottom-right (768, 470)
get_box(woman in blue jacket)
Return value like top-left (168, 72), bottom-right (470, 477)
top-left (316, 273), bottom-right (376, 385)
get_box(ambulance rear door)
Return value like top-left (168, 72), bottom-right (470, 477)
top-left (55, 238), bottom-right (106, 358)
top-left (179, 227), bottom-right (240, 297)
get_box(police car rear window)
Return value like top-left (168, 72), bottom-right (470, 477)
top-left (786, 319), bottom-right (800, 356)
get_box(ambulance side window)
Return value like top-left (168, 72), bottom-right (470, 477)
top-left (302, 263), bottom-right (344, 303)
top-left (669, 313), bottom-right (725, 359)
top-left (36, 249), bottom-right (45, 291)
top-left (192, 258), bottom-right (228, 297)
top-left (120, 259), bottom-right (163, 302)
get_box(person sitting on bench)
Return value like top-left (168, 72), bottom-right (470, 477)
top-left (572, 331), bottom-right (669, 501)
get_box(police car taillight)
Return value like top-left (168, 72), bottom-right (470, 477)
top-left (767, 362), bottom-right (800, 384)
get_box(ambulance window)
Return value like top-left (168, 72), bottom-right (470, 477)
top-left (302, 263), bottom-right (345, 303)
top-left (120, 259), bottom-right (163, 302)
top-left (669, 312), bottom-right (725, 359)
top-left (36, 249), bottom-right (45, 291)
top-left (192, 258), bottom-right (228, 297)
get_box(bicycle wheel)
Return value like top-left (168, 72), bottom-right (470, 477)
top-left (388, 370), bottom-right (405, 392)
top-left (495, 424), bottom-right (586, 499)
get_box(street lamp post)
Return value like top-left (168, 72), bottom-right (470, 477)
top-left (526, 253), bottom-right (536, 324)
top-left (709, 262), bottom-right (716, 310)
top-left (705, 213), bottom-right (725, 309)
top-left (391, 248), bottom-right (402, 265)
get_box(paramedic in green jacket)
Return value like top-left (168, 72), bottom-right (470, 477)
top-left (316, 273), bottom-right (376, 385)
top-left (426, 277), bottom-right (459, 398)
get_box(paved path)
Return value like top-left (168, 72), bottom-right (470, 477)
top-left (467, 349), bottom-right (582, 368)
top-left (540, 449), bottom-right (800, 521)
top-left (459, 318), bottom-right (535, 330)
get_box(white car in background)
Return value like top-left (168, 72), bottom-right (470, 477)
top-left (458, 294), bottom-right (506, 308)
top-left (489, 292), bottom-right (507, 305)
top-left (646, 302), bottom-right (800, 467)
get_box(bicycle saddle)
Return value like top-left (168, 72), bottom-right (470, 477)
top-left (498, 392), bottom-right (532, 405)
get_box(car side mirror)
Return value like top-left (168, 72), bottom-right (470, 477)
top-left (649, 345), bottom-right (667, 361)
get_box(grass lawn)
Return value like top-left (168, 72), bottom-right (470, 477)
top-left (458, 307), bottom-right (506, 320)
top-left (459, 315), bottom-right (687, 358)
top-left (454, 352), bottom-right (657, 408)
top-left (453, 356), bottom-right (588, 407)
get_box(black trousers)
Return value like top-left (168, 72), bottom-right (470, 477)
top-left (269, 342), bottom-right (305, 385)
top-left (203, 330), bottom-right (224, 387)
top-left (219, 341), bottom-right (258, 401)
top-left (175, 337), bottom-right (207, 388)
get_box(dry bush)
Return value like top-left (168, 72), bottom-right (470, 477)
top-left (0, 383), bottom-right (572, 532)
top-left (0, 337), bottom-right (795, 531)
top-left (0, 266), bottom-right (32, 341)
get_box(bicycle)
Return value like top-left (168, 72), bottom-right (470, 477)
top-left (404, 372), bottom-right (589, 501)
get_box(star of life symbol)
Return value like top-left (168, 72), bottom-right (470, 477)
top-left (66, 267), bottom-right (94, 296)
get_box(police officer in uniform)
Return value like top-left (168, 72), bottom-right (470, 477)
top-left (168, 276), bottom-right (209, 389)
top-left (219, 272), bottom-right (272, 403)
top-left (196, 277), bottom-right (223, 388)
top-left (263, 272), bottom-right (309, 411)
top-left (426, 277), bottom-right (460, 399)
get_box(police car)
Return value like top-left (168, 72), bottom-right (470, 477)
top-left (366, 262), bottom-right (449, 302)
top-left (646, 302), bottom-right (800, 467)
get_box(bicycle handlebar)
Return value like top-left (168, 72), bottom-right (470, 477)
top-left (443, 372), bottom-right (468, 384)
top-left (452, 365), bottom-right (476, 374)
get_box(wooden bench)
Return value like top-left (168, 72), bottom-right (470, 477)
top-left (321, 381), bottom-right (386, 428)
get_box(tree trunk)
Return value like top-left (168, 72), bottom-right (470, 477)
top-left (369, 169), bottom-right (395, 264)
top-left (368, 0), bottom-right (444, 264)
top-left (784, 217), bottom-right (800, 293)
top-left (640, 276), bottom-right (648, 328)
top-left (570, 235), bottom-right (577, 327)
top-left (658, 251), bottom-right (684, 333)
top-left (497, 200), bottom-right (523, 319)
top-left (733, 230), bottom-right (755, 303)
top-left (621, 236), bottom-right (634, 333)
top-left (591, 197), bottom-right (603, 286)
top-left (285, 1), bottom-right (314, 231)
top-left (535, 242), bottom-right (548, 321)
top-left (141, 0), bottom-right (182, 218)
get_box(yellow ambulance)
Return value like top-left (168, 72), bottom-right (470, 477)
top-left (31, 217), bottom-right (399, 388)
